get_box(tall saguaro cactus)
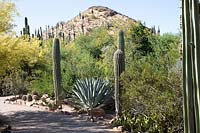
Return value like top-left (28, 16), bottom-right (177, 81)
top-left (182, 0), bottom-right (200, 132)
top-left (22, 17), bottom-right (30, 37)
top-left (118, 30), bottom-right (125, 70)
top-left (114, 30), bottom-right (125, 117)
top-left (52, 38), bottom-right (62, 105)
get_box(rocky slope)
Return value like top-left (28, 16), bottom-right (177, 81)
top-left (43, 6), bottom-right (137, 41)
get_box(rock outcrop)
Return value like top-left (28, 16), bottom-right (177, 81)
top-left (43, 6), bottom-right (137, 41)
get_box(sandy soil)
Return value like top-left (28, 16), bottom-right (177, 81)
top-left (0, 96), bottom-right (118, 133)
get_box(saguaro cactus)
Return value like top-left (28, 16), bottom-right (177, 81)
top-left (52, 38), bottom-right (62, 105)
top-left (40, 27), bottom-right (43, 40)
top-left (118, 30), bottom-right (125, 70)
top-left (114, 30), bottom-right (125, 117)
top-left (22, 17), bottom-right (30, 37)
top-left (118, 30), bottom-right (125, 53)
top-left (25, 17), bottom-right (28, 35)
top-left (182, 0), bottom-right (200, 132)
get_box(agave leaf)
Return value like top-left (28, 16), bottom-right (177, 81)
top-left (73, 78), bottom-right (112, 109)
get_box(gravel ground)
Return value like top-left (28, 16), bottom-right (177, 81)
top-left (0, 96), bottom-right (118, 133)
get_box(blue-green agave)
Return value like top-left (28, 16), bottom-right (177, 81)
top-left (72, 78), bottom-right (112, 109)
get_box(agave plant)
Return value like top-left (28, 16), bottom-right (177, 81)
top-left (72, 78), bottom-right (112, 110)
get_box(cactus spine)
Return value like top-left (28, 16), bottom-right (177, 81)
top-left (114, 30), bottom-right (125, 117)
top-left (52, 38), bottom-right (62, 105)
top-left (182, 0), bottom-right (200, 132)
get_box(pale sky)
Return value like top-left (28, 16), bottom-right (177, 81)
top-left (14, 0), bottom-right (180, 35)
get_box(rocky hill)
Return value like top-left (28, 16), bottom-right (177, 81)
top-left (42, 6), bottom-right (137, 41)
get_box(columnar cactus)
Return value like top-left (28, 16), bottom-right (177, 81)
top-left (73, 32), bottom-right (76, 40)
top-left (114, 30), bottom-right (125, 118)
top-left (182, 0), bottom-right (200, 132)
top-left (27, 25), bottom-right (30, 36)
top-left (40, 27), bottom-right (43, 40)
top-left (37, 29), bottom-right (41, 39)
top-left (81, 24), bottom-right (84, 34)
top-left (22, 17), bottom-right (30, 37)
top-left (118, 30), bottom-right (125, 53)
top-left (118, 30), bottom-right (125, 70)
top-left (62, 33), bottom-right (65, 42)
top-left (23, 28), bottom-right (25, 35)
top-left (67, 32), bottom-right (71, 43)
top-left (46, 25), bottom-right (48, 39)
top-left (35, 29), bottom-right (37, 37)
top-left (25, 17), bottom-right (29, 35)
top-left (52, 38), bottom-right (62, 105)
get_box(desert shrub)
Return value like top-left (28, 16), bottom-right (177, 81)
top-left (0, 36), bottom-right (48, 96)
top-left (61, 28), bottom-right (114, 95)
top-left (113, 34), bottom-right (183, 132)
top-left (30, 70), bottom-right (54, 97)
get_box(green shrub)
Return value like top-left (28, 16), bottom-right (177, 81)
top-left (30, 72), bottom-right (54, 97)
top-left (116, 34), bottom-right (182, 132)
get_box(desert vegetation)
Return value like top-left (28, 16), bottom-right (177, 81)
top-left (0, 0), bottom-right (184, 132)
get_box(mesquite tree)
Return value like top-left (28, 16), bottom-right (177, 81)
top-left (182, 0), bottom-right (200, 132)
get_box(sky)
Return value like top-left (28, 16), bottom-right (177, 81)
top-left (14, 0), bottom-right (181, 35)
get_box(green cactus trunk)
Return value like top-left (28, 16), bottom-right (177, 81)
top-left (182, 0), bottom-right (200, 132)
top-left (114, 49), bottom-right (124, 117)
top-left (118, 30), bottom-right (125, 71)
top-left (52, 38), bottom-right (62, 105)
top-left (40, 27), bottom-right (43, 40)
top-left (25, 17), bottom-right (28, 35)
top-left (118, 30), bottom-right (125, 53)
top-left (114, 30), bottom-right (125, 118)
top-left (23, 17), bottom-right (30, 37)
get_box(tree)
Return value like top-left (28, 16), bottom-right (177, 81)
top-left (0, 0), bottom-right (17, 33)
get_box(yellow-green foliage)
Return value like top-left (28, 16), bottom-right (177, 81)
top-left (0, 0), bottom-right (17, 33)
top-left (0, 0), bottom-right (49, 96)
top-left (0, 37), bottom-right (47, 76)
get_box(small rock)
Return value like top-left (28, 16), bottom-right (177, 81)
top-left (27, 94), bottom-right (33, 102)
top-left (46, 98), bottom-right (51, 103)
top-left (109, 117), bottom-right (117, 124)
top-left (117, 126), bottom-right (123, 131)
top-left (16, 99), bottom-right (23, 105)
top-left (38, 100), bottom-right (43, 106)
top-left (113, 127), bottom-right (118, 130)
top-left (22, 95), bottom-right (27, 101)
top-left (32, 95), bottom-right (39, 100)
top-left (41, 94), bottom-right (48, 99)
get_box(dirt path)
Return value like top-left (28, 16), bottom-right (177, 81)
top-left (0, 96), bottom-right (116, 133)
